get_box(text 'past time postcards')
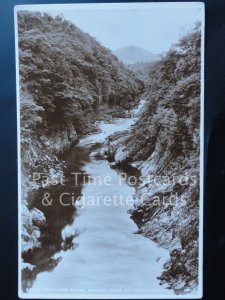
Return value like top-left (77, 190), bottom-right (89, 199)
top-left (15, 2), bottom-right (204, 299)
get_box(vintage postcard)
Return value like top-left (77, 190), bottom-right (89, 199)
top-left (15, 2), bottom-right (204, 299)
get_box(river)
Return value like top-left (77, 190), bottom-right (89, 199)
top-left (23, 100), bottom-right (172, 298)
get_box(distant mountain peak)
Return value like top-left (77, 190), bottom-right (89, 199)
top-left (113, 45), bottom-right (160, 65)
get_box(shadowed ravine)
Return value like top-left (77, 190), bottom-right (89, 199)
top-left (23, 100), bottom-right (173, 297)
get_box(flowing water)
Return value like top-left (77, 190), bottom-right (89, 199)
top-left (24, 100), bottom-right (172, 298)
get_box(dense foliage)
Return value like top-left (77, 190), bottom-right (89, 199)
top-left (115, 23), bottom-right (200, 165)
top-left (109, 24), bottom-right (201, 293)
top-left (18, 11), bottom-right (143, 172)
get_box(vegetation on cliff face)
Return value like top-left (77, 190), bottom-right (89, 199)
top-left (18, 11), bottom-right (143, 253)
top-left (18, 11), bottom-right (143, 175)
top-left (108, 24), bottom-right (201, 294)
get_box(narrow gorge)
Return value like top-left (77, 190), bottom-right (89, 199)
top-left (18, 11), bottom-right (201, 297)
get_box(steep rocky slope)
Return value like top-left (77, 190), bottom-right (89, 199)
top-left (18, 11), bottom-right (143, 253)
top-left (107, 24), bottom-right (201, 294)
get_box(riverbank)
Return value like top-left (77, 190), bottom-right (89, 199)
top-left (21, 100), bottom-right (144, 285)
top-left (20, 102), bottom-right (141, 257)
top-left (21, 98), bottom-right (174, 298)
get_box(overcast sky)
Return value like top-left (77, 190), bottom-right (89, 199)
top-left (17, 3), bottom-right (203, 54)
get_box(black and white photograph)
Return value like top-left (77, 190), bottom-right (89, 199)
top-left (15, 2), bottom-right (204, 298)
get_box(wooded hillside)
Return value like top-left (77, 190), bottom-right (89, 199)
top-left (108, 23), bottom-right (201, 294)
top-left (18, 11), bottom-right (143, 173)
